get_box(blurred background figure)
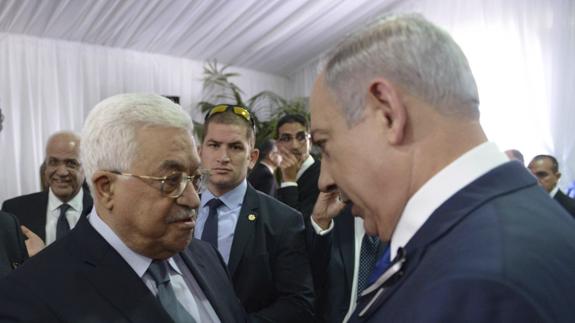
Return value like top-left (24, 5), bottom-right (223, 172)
top-left (505, 149), bottom-right (524, 165)
top-left (528, 154), bottom-right (575, 217)
top-left (248, 139), bottom-right (281, 197)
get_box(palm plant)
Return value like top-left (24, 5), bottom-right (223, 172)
top-left (196, 60), bottom-right (309, 147)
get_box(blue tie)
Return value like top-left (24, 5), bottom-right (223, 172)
top-left (367, 244), bottom-right (392, 285)
top-left (56, 203), bottom-right (71, 240)
top-left (357, 234), bottom-right (381, 294)
top-left (147, 260), bottom-right (196, 323)
top-left (201, 198), bottom-right (223, 250)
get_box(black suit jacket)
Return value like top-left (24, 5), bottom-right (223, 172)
top-left (226, 184), bottom-right (315, 323)
top-left (248, 163), bottom-right (277, 197)
top-left (554, 190), bottom-right (575, 218)
top-left (0, 211), bottom-right (28, 278)
top-left (351, 162), bottom-right (575, 323)
top-left (310, 206), bottom-right (357, 323)
top-left (2, 190), bottom-right (93, 242)
top-left (0, 216), bottom-right (246, 323)
top-left (277, 159), bottom-right (320, 218)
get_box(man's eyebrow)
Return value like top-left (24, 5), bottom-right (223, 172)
top-left (158, 160), bottom-right (185, 172)
top-left (310, 129), bottom-right (327, 142)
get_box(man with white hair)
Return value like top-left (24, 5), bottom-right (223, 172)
top-left (310, 14), bottom-right (575, 322)
top-left (0, 94), bottom-right (246, 322)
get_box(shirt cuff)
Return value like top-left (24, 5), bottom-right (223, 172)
top-left (280, 181), bottom-right (298, 188)
top-left (311, 216), bottom-right (334, 235)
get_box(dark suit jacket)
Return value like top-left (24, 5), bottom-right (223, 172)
top-left (351, 162), bottom-right (575, 323)
top-left (277, 159), bottom-right (320, 218)
top-left (227, 184), bottom-right (315, 323)
top-left (554, 190), bottom-right (575, 218)
top-left (311, 206), bottom-right (356, 323)
top-left (0, 211), bottom-right (28, 278)
top-left (0, 216), bottom-right (246, 323)
top-left (248, 163), bottom-right (277, 197)
top-left (2, 190), bottom-right (94, 242)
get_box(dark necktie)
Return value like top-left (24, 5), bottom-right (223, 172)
top-left (56, 203), bottom-right (71, 240)
top-left (201, 198), bottom-right (223, 250)
top-left (147, 260), bottom-right (197, 323)
top-left (357, 234), bottom-right (381, 294)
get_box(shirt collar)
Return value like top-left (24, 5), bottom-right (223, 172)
top-left (390, 142), bottom-right (508, 259)
top-left (550, 185), bottom-right (560, 198)
top-left (48, 187), bottom-right (84, 212)
top-left (88, 210), bottom-right (182, 277)
top-left (297, 155), bottom-right (315, 180)
top-left (201, 179), bottom-right (247, 210)
top-left (88, 209), bottom-right (152, 277)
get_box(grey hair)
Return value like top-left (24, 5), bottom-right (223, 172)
top-left (324, 13), bottom-right (479, 124)
top-left (81, 93), bottom-right (193, 192)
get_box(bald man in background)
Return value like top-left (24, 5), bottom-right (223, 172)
top-left (2, 131), bottom-right (93, 244)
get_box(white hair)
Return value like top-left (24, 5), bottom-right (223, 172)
top-left (81, 93), bottom-right (193, 192)
top-left (324, 13), bottom-right (479, 124)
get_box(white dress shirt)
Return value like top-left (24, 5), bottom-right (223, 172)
top-left (390, 141), bottom-right (509, 259)
top-left (88, 210), bottom-right (220, 322)
top-left (45, 188), bottom-right (84, 245)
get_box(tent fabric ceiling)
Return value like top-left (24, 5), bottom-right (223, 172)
top-left (0, 0), bottom-right (401, 76)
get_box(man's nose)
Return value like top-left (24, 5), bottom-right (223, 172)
top-left (177, 181), bottom-right (200, 209)
top-left (318, 160), bottom-right (336, 193)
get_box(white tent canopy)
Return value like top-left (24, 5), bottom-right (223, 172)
top-left (1, 0), bottom-right (574, 201)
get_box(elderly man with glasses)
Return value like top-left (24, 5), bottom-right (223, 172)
top-left (0, 94), bottom-right (246, 323)
top-left (195, 105), bottom-right (315, 323)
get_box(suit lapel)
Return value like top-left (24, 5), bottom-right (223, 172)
top-left (356, 162), bottom-right (538, 318)
top-left (335, 208), bottom-right (355, 294)
top-left (32, 192), bottom-right (49, 241)
top-left (71, 217), bottom-right (172, 322)
top-left (227, 185), bottom-right (259, 277)
top-left (179, 245), bottom-right (227, 320)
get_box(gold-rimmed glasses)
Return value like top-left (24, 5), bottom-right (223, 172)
top-left (109, 170), bottom-right (207, 198)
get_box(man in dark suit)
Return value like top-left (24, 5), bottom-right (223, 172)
top-left (248, 139), bottom-right (281, 196)
top-left (310, 13), bottom-right (575, 322)
top-left (195, 105), bottom-right (315, 322)
top-left (276, 114), bottom-right (320, 218)
top-left (2, 131), bottom-right (93, 244)
top-left (0, 108), bottom-right (44, 275)
top-left (0, 93), bottom-right (246, 322)
top-left (528, 154), bottom-right (575, 217)
top-left (0, 211), bottom-right (27, 277)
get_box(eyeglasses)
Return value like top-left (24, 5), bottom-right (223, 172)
top-left (110, 170), bottom-right (206, 198)
top-left (205, 104), bottom-right (255, 129)
top-left (277, 131), bottom-right (310, 143)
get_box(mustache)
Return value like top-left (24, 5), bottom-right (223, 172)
top-left (165, 208), bottom-right (196, 224)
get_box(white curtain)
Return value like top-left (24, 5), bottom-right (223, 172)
top-left (0, 33), bottom-right (289, 202)
top-left (288, 0), bottom-right (575, 190)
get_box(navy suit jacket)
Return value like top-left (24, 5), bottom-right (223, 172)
top-left (0, 216), bottom-right (246, 323)
top-left (2, 190), bottom-right (93, 242)
top-left (0, 211), bottom-right (28, 278)
top-left (350, 162), bottom-right (575, 323)
top-left (226, 184), bottom-right (315, 323)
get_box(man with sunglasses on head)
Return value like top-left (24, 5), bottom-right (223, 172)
top-left (196, 104), bottom-right (315, 323)
top-left (0, 94), bottom-right (246, 323)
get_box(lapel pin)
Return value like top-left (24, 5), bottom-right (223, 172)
top-left (248, 214), bottom-right (256, 221)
